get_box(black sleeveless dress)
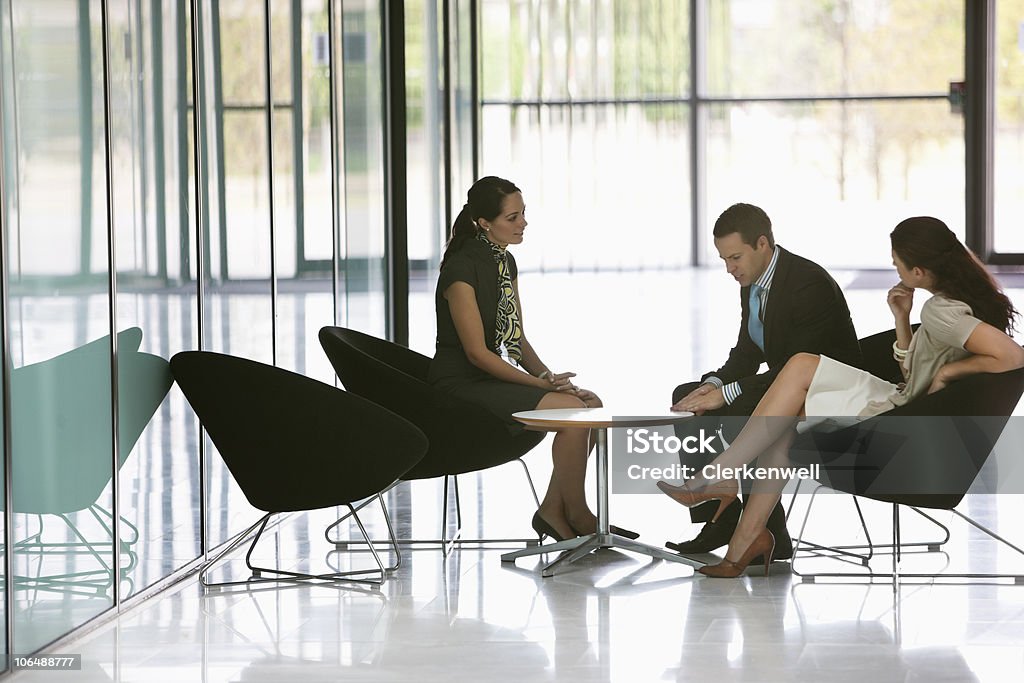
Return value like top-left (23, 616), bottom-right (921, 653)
top-left (428, 239), bottom-right (549, 430)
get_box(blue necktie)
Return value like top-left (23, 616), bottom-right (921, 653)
top-left (748, 284), bottom-right (765, 351)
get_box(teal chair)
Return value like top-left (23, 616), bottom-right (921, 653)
top-left (10, 328), bottom-right (173, 596)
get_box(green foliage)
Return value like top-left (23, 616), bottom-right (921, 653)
top-left (217, 2), bottom-right (294, 177)
top-left (997, 0), bottom-right (1024, 123)
top-left (612, 0), bottom-right (688, 101)
top-left (405, 0), bottom-right (428, 128)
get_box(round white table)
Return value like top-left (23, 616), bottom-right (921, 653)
top-left (500, 408), bottom-right (703, 577)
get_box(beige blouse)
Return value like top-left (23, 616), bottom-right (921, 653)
top-left (864, 295), bottom-right (982, 416)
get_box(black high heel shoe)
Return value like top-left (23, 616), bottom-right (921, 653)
top-left (609, 525), bottom-right (640, 540)
top-left (569, 522), bottom-right (640, 540)
top-left (532, 512), bottom-right (571, 542)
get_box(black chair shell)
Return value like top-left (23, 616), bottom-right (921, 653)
top-left (789, 328), bottom-right (1024, 583)
top-left (792, 328), bottom-right (1024, 510)
top-left (318, 326), bottom-right (544, 481)
top-left (170, 351), bottom-right (427, 513)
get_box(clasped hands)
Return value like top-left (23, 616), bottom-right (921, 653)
top-left (541, 370), bottom-right (598, 403)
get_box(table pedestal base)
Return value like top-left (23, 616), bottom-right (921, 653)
top-left (501, 413), bottom-right (701, 579)
top-left (501, 532), bottom-right (701, 577)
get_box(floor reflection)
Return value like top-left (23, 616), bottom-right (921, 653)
top-left (14, 524), bottom-right (1024, 682)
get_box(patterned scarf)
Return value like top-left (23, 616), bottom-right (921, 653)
top-left (477, 231), bottom-right (523, 362)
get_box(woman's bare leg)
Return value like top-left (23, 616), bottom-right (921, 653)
top-left (534, 392), bottom-right (596, 537)
top-left (692, 353), bottom-right (818, 484)
top-left (722, 428), bottom-right (795, 562)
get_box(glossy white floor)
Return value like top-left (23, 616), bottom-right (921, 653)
top-left (11, 268), bottom-right (1024, 683)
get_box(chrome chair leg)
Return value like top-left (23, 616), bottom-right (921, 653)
top-left (441, 475), bottom-right (463, 557)
top-left (324, 480), bottom-right (401, 544)
top-left (326, 494), bottom-right (402, 574)
top-left (518, 457), bottom-right (541, 508)
top-left (793, 493), bottom-right (1024, 585)
top-left (202, 506), bottom-right (396, 591)
top-left (330, 462), bottom-right (543, 552)
top-left (791, 485), bottom-right (875, 576)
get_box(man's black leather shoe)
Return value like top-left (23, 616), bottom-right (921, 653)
top-left (667, 509), bottom-right (794, 560)
top-left (764, 502), bottom-right (794, 561)
top-left (665, 518), bottom-right (735, 554)
top-left (749, 532), bottom-right (793, 566)
top-left (665, 498), bottom-right (794, 560)
top-left (771, 529), bottom-right (793, 561)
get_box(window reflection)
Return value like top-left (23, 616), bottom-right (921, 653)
top-left (109, 0), bottom-right (202, 596)
top-left (0, 0), bottom-right (392, 657)
top-left (5, 0), bottom-right (114, 653)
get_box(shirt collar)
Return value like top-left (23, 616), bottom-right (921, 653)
top-left (753, 246), bottom-right (779, 292)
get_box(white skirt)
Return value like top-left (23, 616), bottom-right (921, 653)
top-left (798, 355), bottom-right (899, 433)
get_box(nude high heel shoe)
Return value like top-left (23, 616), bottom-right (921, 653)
top-left (656, 478), bottom-right (739, 523)
top-left (698, 528), bottom-right (775, 578)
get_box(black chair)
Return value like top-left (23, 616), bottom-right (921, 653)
top-left (318, 326), bottom-right (545, 554)
top-left (170, 351), bottom-right (428, 588)
top-left (788, 328), bottom-right (1024, 584)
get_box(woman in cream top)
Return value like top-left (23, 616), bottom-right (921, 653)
top-left (804, 294), bottom-right (984, 420)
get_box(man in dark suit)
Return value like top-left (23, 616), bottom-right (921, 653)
top-left (666, 203), bottom-right (860, 559)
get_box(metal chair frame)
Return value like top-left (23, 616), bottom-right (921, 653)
top-left (12, 505), bottom-right (140, 596)
top-left (326, 458), bottom-right (542, 556)
top-left (784, 478), bottom-right (952, 568)
top-left (202, 492), bottom-right (402, 591)
top-left (789, 483), bottom-right (1024, 585)
top-left (318, 326), bottom-right (549, 557)
top-left (784, 329), bottom-right (1024, 586)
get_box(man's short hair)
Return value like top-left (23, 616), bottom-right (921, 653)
top-left (713, 203), bottom-right (775, 249)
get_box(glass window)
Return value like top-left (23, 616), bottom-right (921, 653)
top-left (406, 0), bottom-right (445, 354)
top-left (995, 0), bottom-right (1024, 253)
top-left (705, 0), bottom-right (963, 97)
top-left (337, 0), bottom-right (387, 337)
top-left (5, 0), bottom-right (115, 652)
top-left (276, 0), bottom-right (336, 384)
top-left (481, 0), bottom-right (690, 102)
top-left (0, 0), bottom-right (10, 660)
top-left (0, 0), bottom-right (394, 652)
top-left (483, 102), bottom-right (691, 270)
top-left (483, 1), bottom-right (962, 271)
top-left (203, 0), bottom-right (271, 549)
top-left (481, 0), bottom-right (693, 272)
top-left (111, 0), bottom-right (201, 595)
top-left (706, 100), bottom-right (965, 267)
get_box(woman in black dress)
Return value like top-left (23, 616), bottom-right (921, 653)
top-left (429, 176), bottom-right (627, 541)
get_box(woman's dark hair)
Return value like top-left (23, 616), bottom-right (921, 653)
top-left (440, 176), bottom-right (521, 268)
top-left (890, 216), bottom-right (1018, 333)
